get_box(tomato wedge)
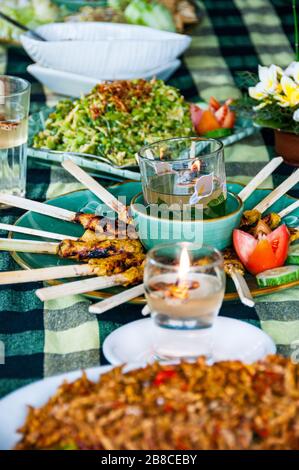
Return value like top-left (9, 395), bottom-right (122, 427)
top-left (233, 225), bottom-right (289, 275)
top-left (190, 104), bottom-right (203, 130)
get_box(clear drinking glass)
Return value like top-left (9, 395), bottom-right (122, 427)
top-left (144, 242), bottom-right (226, 360)
top-left (138, 137), bottom-right (226, 219)
top-left (0, 76), bottom-right (31, 200)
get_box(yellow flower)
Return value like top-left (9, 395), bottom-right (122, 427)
top-left (249, 64), bottom-right (282, 102)
top-left (275, 75), bottom-right (299, 107)
top-left (258, 64), bottom-right (281, 93)
top-left (249, 82), bottom-right (267, 101)
top-left (285, 62), bottom-right (299, 85)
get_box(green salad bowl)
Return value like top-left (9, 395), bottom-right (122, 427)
top-left (130, 191), bottom-right (243, 251)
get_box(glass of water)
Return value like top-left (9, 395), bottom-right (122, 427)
top-left (144, 242), bottom-right (226, 360)
top-left (0, 76), bottom-right (31, 200)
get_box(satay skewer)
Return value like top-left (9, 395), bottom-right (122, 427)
top-left (278, 199), bottom-right (299, 220)
top-left (0, 254), bottom-right (145, 285)
top-left (253, 169), bottom-right (299, 214)
top-left (0, 193), bottom-right (76, 221)
top-left (0, 237), bottom-right (143, 259)
top-left (238, 157), bottom-right (283, 202)
top-left (0, 223), bottom-right (77, 241)
top-left (223, 248), bottom-right (255, 308)
top-left (89, 283), bottom-right (145, 314)
top-left (62, 159), bottom-right (130, 224)
top-left (0, 193), bottom-right (134, 238)
top-left (36, 265), bottom-right (144, 301)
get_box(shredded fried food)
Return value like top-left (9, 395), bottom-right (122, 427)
top-left (15, 356), bottom-right (299, 450)
top-left (33, 79), bottom-right (193, 166)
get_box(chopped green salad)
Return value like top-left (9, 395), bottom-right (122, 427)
top-left (33, 79), bottom-right (194, 166)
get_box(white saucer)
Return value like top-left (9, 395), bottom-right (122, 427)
top-left (27, 60), bottom-right (181, 97)
top-left (103, 317), bottom-right (276, 365)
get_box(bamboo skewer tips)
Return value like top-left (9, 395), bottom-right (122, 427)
top-left (0, 223), bottom-right (76, 241)
top-left (238, 157), bottom-right (283, 202)
top-left (62, 159), bottom-right (129, 223)
top-left (0, 193), bottom-right (76, 222)
top-left (254, 169), bottom-right (299, 214)
top-left (89, 284), bottom-right (145, 314)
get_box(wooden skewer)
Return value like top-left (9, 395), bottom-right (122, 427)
top-left (278, 199), bottom-right (299, 219)
top-left (36, 274), bottom-right (127, 301)
top-left (0, 238), bottom-right (58, 254)
top-left (0, 223), bottom-right (77, 241)
top-left (230, 271), bottom-right (255, 308)
top-left (62, 159), bottom-right (129, 222)
top-left (0, 193), bottom-right (76, 222)
top-left (254, 169), bottom-right (299, 214)
top-left (238, 157), bottom-right (283, 202)
top-left (89, 284), bottom-right (144, 314)
top-left (0, 264), bottom-right (92, 285)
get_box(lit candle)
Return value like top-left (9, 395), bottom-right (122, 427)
top-left (146, 253), bottom-right (224, 323)
top-left (144, 243), bottom-right (226, 359)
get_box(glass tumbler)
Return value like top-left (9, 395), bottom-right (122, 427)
top-left (138, 137), bottom-right (226, 219)
top-left (0, 76), bottom-right (31, 201)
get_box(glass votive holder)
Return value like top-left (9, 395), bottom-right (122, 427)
top-left (144, 242), bottom-right (226, 361)
top-left (138, 137), bottom-right (226, 219)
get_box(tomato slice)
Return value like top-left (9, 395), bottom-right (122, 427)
top-left (233, 229), bottom-right (257, 264)
top-left (209, 96), bottom-right (221, 112)
top-left (197, 109), bottom-right (221, 135)
top-left (222, 109), bottom-right (236, 129)
top-left (190, 104), bottom-right (203, 130)
top-left (267, 224), bottom-right (289, 266)
top-left (245, 239), bottom-right (277, 275)
top-left (233, 225), bottom-right (289, 275)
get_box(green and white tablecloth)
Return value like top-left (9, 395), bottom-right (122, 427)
top-left (0, 0), bottom-right (299, 398)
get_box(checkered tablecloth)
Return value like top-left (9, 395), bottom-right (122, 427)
top-left (0, 0), bottom-right (299, 397)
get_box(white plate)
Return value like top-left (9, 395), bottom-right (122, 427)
top-left (103, 317), bottom-right (276, 365)
top-left (21, 22), bottom-right (190, 78)
top-left (0, 365), bottom-right (112, 450)
top-left (27, 60), bottom-right (181, 97)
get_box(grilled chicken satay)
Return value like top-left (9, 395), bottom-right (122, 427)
top-left (240, 209), bottom-right (280, 229)
top-left (74, 212), bottom-right (137, 239)
top-left (57, 238), bottom-right (143, 261)
top-left (222, 248), bottom-right (245, 276)
top-left (87, 252), bottom-right (145, 277)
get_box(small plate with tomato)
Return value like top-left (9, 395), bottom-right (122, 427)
top-left (191, 97), bottom-right (258, 146)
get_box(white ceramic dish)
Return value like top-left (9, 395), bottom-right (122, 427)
top-left (103, 317), bottom-right (276, 365)
top-left (0, 365), bottom-right (112, 450)
top-left (21, 22), bottom-right (190, 78)
top-left (27, 60), bottom-right (181, 97)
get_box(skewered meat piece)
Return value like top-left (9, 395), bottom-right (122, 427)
top-left (57, 239), bottom-right (144, 261)
top-left (289, 227), bottom-right (299, 244)
top-left (87, 253), bottom-right (145, 277)
top-left (262, 212), bottom-right (281, 230)
top-left (74, 212), bottom-right (138, 239)
top-left (222, 248), bottom-right (245, 276)
top-left (240, 209), bottom-right (261, 229)
top-left (248, 219), bottom-right (272, 238)
top-left (240, 209), bottom-right (282, 232)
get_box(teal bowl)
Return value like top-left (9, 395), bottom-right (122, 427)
top-left (130, 191), bottom-right (243, 251)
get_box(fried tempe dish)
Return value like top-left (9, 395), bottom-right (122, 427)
top-left (16, 356), bottom-right (299, 450)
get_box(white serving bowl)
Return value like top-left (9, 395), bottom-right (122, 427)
top-left (27, 59), bottom-right (181, 97)
top-left (21, 22), bottom-right (190, 79)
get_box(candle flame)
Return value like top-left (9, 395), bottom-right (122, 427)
top-left (191, 160), bottom-right (200, 172)
top-left (178, 247), bottom-right (190, 283)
